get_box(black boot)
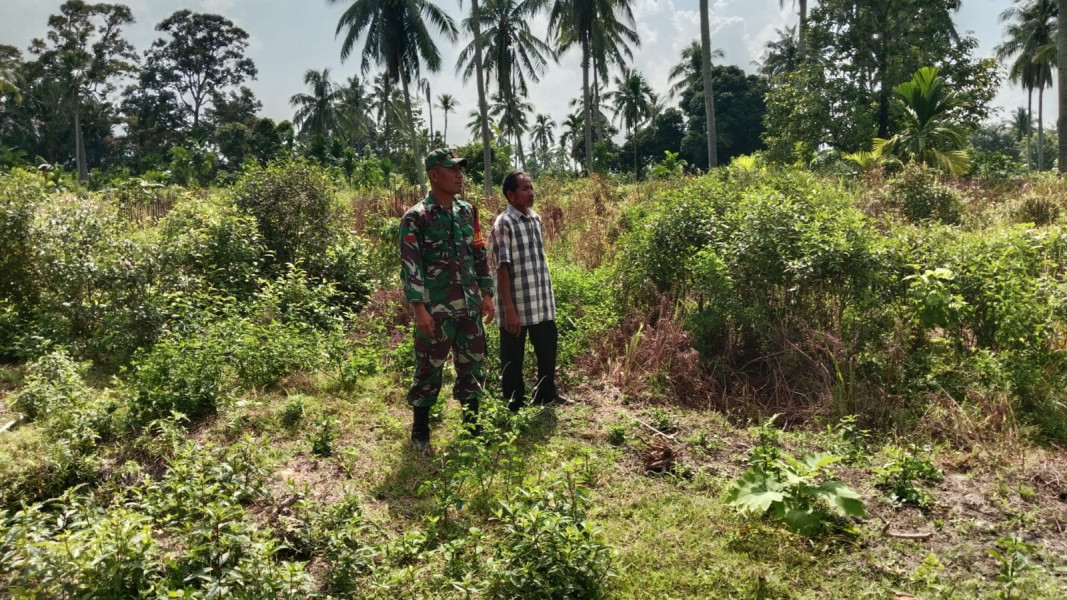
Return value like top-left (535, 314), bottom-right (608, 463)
top-left (411, 406), bottom-right (431, 452)
top-left (460, 397), bottom-right (482, 438)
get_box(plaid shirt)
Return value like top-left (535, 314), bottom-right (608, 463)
top-left (490, 203), bottom-right (555, 326)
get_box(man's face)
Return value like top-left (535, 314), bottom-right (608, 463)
top-left (429, 163), bottom-right (464, 195)
top-left (506, 175), bottom-right (535, 213)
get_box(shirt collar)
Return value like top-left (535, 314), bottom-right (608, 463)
top-left (505, 203), bottom-right (537, 220)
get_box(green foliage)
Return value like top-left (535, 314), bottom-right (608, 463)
top-left (725, 451), bottom-right (865, 537)
top-left (157, 194), bottom-right (268, 300)
top-left (551, 261), bottom-right (619, 368)
top-left (484, 463), bottom-right (615, 599)
top-left (650, 150), bottom-right (687, 179)
top-left (12, 350), bottom-right (120, 453)
top-left (310, 416), bottom-right (339, 457)
top-left (989, 535), bottom-right (1042, 600)
top-left (0, 169), bottom-right (44, 307)
top-left (230, 159), bottom-right (339, 270)
top-left (883, 163), bottom-right (963, 224)
top-left (607, 424), bottom-right (629, 446)
top-left (873, 67), bottom-right (971, 175)
top-left (873, 445), bottom-right (942, 509)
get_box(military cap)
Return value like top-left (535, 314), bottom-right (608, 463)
top-left (425, 147), bottom-right (468, 170)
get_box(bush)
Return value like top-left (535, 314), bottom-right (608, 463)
top-left (0, 169), bottom-right (45, 306)
top-left (883, 164), bottom-right (963, 224)
top-left (485, 465), bottom-right (615, 599)
top-left (230, 159), bottom-right (339, 270)
top-left (11, 350), bottom-right (121, 453)
top-left (157, 194), bottom-right (268, 300)
top-left (28, 196), bottom-right (163, 366)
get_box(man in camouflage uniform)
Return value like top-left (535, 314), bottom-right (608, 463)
top-left (399, 148), bottom-right (495, 452)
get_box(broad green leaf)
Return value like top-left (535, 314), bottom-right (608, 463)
top-left (814, 481), bottom-right (866, 517)
top-left (725, 469), bottom-right (785, 514)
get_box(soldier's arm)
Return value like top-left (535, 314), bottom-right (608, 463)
top-left (399, 211), bottom-right (428, 304)
top-left (471, 205), bottom-right (493, 295)
top-left (400, 212), bottom-right (434, 337)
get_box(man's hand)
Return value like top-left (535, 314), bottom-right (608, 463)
top-left (504, 307), bottom-right (521, 336)
top-left (412, 303), bottom-right (434, 338)
top-left (480, 295), bottom-right (495, 323)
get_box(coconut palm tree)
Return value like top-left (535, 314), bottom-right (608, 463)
top-left (338, 75), bottom-right (375, 148)
top-left (290, 68), bottom-right (343, 139)
top-left (560, 110), bottom-right (583, 172)
top-left (530, 113), bottom-right (555, 170)
top-left (436, 93), bottom-right (458, 144)
top-left (371, 72), bottom-right (405, 154)
top-left (778, 0), bottom-right (808, 55)
top-left (997, 0), bottom-right (1056, 170)
top-left (457, 0), bottom-right (494, 196)
top-left (699, 0), bottom-right (718, 168)
top-left (456, 0), bottom-right (554, 170)
top-left (667, 40), bottom-right (724, 98)
top-left (757, 25), bottom-right (798, 79)
top-left (328, 0), bottom-right (458, 186)
top-left (873, 66), bottom-right (970, 175)
top-left (606, 66), bottom-right (654, 172)
top-left (549, 0), bottom-right (640, 174)
top-left (490, 93), bottom-right (532, 168)
top-left (419, 78), bottom-right (434, 142)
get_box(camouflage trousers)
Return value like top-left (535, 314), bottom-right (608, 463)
top-left (406, 315), bottom-right (486, 408)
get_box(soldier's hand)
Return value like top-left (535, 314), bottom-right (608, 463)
top-left (480, 295), bottom-right (495, 323)
top-left (504, 308), bottom-right (521, 337)
top-left (412, 303), bottom-right (435, 338)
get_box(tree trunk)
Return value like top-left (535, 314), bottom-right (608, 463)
top-left (1059, 0), bottom-right (1067, 173)
top-left (633, 126), bottom-right (638, 174)
top-left (400, 72), bottom-right (426, 189)
top-left (73, 88), bottom-right (89, 181)
top-left (700, 0), bottom-right (718, 168)
top-left (425, 85), bottom-right (434, 143)
top-left (1027, 90), bottom-right (1033, 170)
top-left (798, 0), bottom-right (808, 57)
top-left (581, 37), bottom-right (593, 175)
top-left (471, 0), bottom-right (493, 197)
top-left (1038, 86), bottom-right (1045, 171)
top-left (443, 112), bottom-right (449, 146)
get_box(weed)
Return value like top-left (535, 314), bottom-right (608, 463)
top-left (310, 416), bottom-right (339, 457)
top-left (873, 444), bottom-right (942, 509)
top-left (281, 396), bottom-right (306, 429)
top-left (725, 451), bottom-right (865, 537)
top-left (607, 423), bottom-right (629, 446)
top-left (989, 535), bottom-right (1040, 600)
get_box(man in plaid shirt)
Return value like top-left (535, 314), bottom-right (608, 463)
top-left (490, 170), bottom-right (569, 411)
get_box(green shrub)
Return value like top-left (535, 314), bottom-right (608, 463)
top-left (157, 194), bottom-right (268, 300)
top-left (0, 169), bottom-right (44, 306)
top-left (11, 350), bottom-right (122, 453)
top-left (883, 164), bottom-right (963, 224)
top-left (230, 159), bottom-right (339, 270)
top-left (725, 452), bottom-right (865, 537)
top-left (873, 445), bottom-right (942, 509)
top-left (130, 331), bottom-right (229, 423)
top-left (485, 464), bottom-right (615, 599)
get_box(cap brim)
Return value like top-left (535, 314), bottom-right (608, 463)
top-left (442, 157), bottom-right (468, 167)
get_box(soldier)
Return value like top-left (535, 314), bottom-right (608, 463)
top-left (399, 148), bottom-right (495, 452)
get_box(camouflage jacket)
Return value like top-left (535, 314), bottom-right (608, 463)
top-left (399, 195), bottom-right (492, 318)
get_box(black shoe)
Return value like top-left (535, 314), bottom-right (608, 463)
top-left (507, 399), bottom-right (525, 413)
top-left (411, 406), bottom-right (432, 453)
top-left (532, 394), bottom-right (571, 406)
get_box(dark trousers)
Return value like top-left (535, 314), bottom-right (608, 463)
top-left (499, 320), bottom-right (558, 406)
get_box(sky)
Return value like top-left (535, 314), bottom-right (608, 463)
top-left (0, 0), bottom-right (1044, 147)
